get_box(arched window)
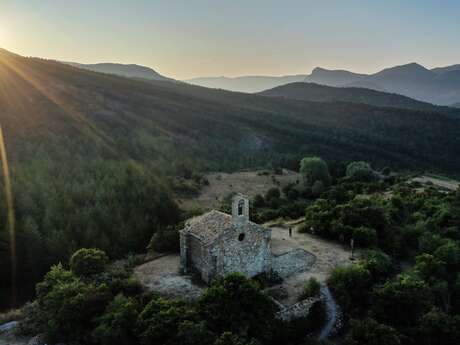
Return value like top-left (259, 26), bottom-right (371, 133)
top-left (237, 199), bottom-right (244, 216)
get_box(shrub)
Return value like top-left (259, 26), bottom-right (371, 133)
top-left (177, 320), bottom-right (215, 345)
top-left (345, 318), bottom-right (401, 345)
top-left (300, 156), bottom-right (331, 186)
top-left (198, 273), bottom-right (276, 342)
top-left (346, 161), bottom-right (374, 181)
top-left (352, 226), bottom-right (377, 247)
top-left (299, 277), bottom-right (321, 300)
top-left (252, 194), bottom-right (265, 208)
top-left (213, 332), bottom-right (258, 345)
top-left (371, 274), bottom-right (433, 330)
top-left (34, 265), bottom-right (112, 343)
top-left (93, 294), bottom-right (140, 345)
top-left (15, 302), bottom-right (41, 336)
top-left (311, 180), bottom-right (325, 197)
top-left (265, 187), bottom-right (281, 200)
top-left (328, 265), bottom-right (372, 314)
top-left (148, 227), bottom-right (180, 253)
top-left (361, 250), bottom-right (393, 281)
top-left (137, 297), bottom-right (196, 345)
top-left (69, 248), bottom-right (109, 277)
top-left (417, 308), bottom-right (460, 345)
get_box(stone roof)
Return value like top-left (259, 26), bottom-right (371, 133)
top-left (181, 209), bottom-right (266, 244)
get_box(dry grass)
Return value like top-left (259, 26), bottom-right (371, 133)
top-left (411, 175), bottom-right (459, 191)
top-left (177, 169), bottom-right (300, 211)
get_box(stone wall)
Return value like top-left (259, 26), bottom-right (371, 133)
top-left (275, 296), bottom-right (322, 322)
top-left (210, 222), bottom-right (271, 281)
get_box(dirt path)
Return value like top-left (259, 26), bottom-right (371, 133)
top-left (411, 175), bottom-right (459, 191)
top-left (318, 286), bottom-right (339, 341)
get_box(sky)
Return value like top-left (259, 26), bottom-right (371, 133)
top-left (0, 0), bottom-right (459, 80)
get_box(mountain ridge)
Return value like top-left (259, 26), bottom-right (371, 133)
top-left (185, 74), bottom-right (307, 93)
top-left (187, 62), bottom-right (460, 105)
top-left (1, 48), bottom-right (459, 175)
top-left (259, 82), bottom-right (460, 117)
top-left (304, 63), bottom-right (460, 105)
top-left (64, 61), bottom-right (174, 82)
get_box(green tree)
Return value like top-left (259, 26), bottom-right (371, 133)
top-left (372, 273), bottom-right (432, 331)
top-left (69, 248), bottom-right (109, 277)
top-left (93, 294), bottom-right (140, 345)
top-left (352, 226), bottom-right (377, 247)
top-left (328, 265), bottom-right (372, 314)
top-left (345, 318), bottom-right (400, 345)
top-left (434, 241), bottom-right (460, 280)
top-left (346, 161), bottom-right (374, 181)
top-left (198, 273), bottom-right (276, 342)
top-left (311, 180), bottom-right (325, 197)
top-left (360, 250), bottom-right (393, 281)
top-left (300, 156), bottom-right (331, 186)
top-left (418, 309), bottom-right (460, 345)
top-left (137, 297), bottom-right (196, 345)
top-left (34, 264), bottom-right (112, 343)
top-left (177, 320), bottom-right (215, 345)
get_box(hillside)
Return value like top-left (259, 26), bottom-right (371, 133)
top-left (259, 82), bottom-right (460, 116)
top-left (1, 47), bottom-right (460, 309)
top-left (304, 63), bottom-right (460, 105)
top-left (0, 48), bottom-right (460, 173)
top-left (185, 75), bottom-right (307, 93)
top-left (65, 61), bottom-right (173, 81)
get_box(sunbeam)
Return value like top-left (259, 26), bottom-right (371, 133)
top-left (0, 124), bottom-right (16, 306)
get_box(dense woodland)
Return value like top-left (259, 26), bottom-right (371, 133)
top-left (2, 157), bottom-right (458, 345)
top-left (232, 159), bottom-right (460, 344)
top-left (0, 49), bottom-right (460, 343)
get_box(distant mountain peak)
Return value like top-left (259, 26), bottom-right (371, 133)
top-left (64, 61), bottom-right (173, 82)
top-left (374, 62), bottom-right (432, 78)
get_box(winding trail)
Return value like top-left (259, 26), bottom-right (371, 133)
top-left (318, 286), bottom-right (339, 341)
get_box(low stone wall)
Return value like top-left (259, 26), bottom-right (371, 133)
top-left (275, 296), bottom-right (321, 321)
top-left (272, 248), bottom-right (316, 278)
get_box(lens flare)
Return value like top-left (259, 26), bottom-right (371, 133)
top-left (0, 124), bottom-right (16, 306)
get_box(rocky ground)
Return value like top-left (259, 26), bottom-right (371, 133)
top-left (134, 254), bottom-right (205, 302)
top-left (268, 223), bottom-right (353, 305)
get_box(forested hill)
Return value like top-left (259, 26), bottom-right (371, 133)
top-left (259, 82), bottom-right (460, 117)
top-left (1, 47), bottom-right (460, 307)
top-left (1, 48), bottom-right (460, 174)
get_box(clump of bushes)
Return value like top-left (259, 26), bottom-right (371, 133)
top-left (346, 161), bottom-right (376, 182)
top-left (18, 248), bottom-right (145, 344)
top-left (70, 248), bottom-right (109, 277)
top-left (352, 226), bottom-right (377, 248)
top-left (92, 294), bottom-right (140, 345)
top-left (299, 277), bottom-right (321, 300)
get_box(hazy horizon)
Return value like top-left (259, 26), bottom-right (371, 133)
top-left (1, 0), bottom-right (459, 79)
